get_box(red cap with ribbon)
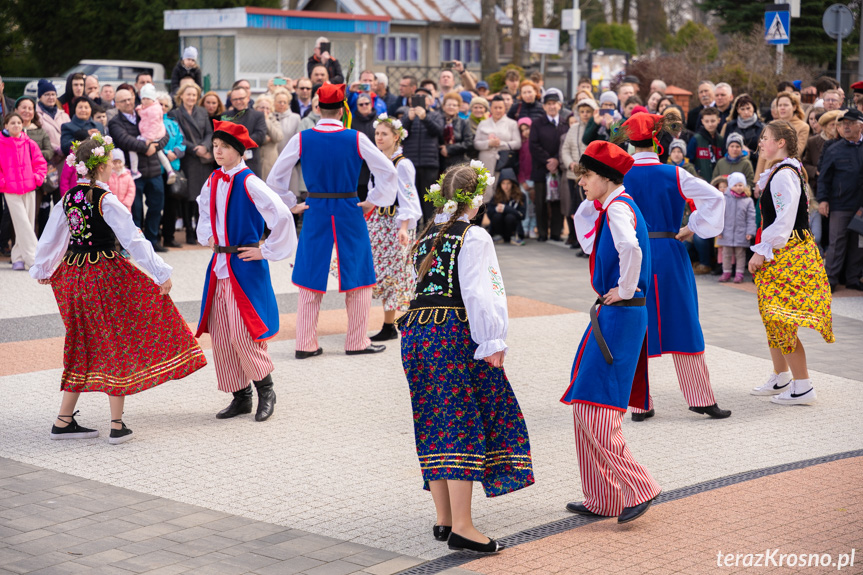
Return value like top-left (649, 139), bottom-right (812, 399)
top-left (580, 140), bottom-right (635, 182)
top-left (318, 83), bottom-right (347, 109)
top-left (622, 112), bottom-right (665, 154)
top-left (212, 119), bottom-right (258, 155)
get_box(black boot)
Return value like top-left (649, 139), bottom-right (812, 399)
top-left (216, 386), bottom-right (253, 419)
top-left (369, 323), bottom-right (399, 342)
top-left (253, 374), bottom-right (276, 422)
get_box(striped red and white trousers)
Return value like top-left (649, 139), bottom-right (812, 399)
top-left (296, 287), bottom-right (372, 352)
top-left (209, 279), bottom-right (273, 393)
top-left (572, 402), bottom-right (661, 516)
top-left (631, 352), bottom-right (717, 413)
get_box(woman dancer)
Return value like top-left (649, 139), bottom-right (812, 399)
top-left (366, 114), bottom-right (423, 341)
top-left (399, 161), bottom-right (534, 554)
top-left (749, 120), bottom-right (834, 404)
top-left (30, 133), bottom-right (207, 444)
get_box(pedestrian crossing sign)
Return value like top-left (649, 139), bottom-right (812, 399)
top-left (765, 10), bottom-right (790, 45)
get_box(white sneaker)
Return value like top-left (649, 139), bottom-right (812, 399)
top-left (167, 172), bottom-right (177, 185)
top-left (771, 383), bottom-right (817, 405)
top-left (175, 218), bottom-right (183, 231)
top-left (751, 371), bottom-right (792, 396)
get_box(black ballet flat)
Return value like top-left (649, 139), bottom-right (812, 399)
top-left (295, 347), bottom-right (323, 359)
top-left (433, 525), bottom-right (452, 541)
top-left (631, 409), bottom-right (654, 422)
top-left (447, 532), bottom-right (504, 554)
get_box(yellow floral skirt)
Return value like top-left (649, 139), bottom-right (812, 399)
top-left (754, 233), bottom-right (835, 354)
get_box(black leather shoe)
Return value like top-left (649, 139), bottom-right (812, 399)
top-left (370, 323), bottom-right (399, 341)
top-left (537, 236), bottom-right (548, 242)
top-left (185, 231), bottom-right (197, 245)
top-left (163, 238), bottom-right (182, 248)
top-left (447, 532), bottom-right (504, 553)
top-left (433, 525), bottom-right (452, 541)
top-left (565, 502), bottom-right (610, 517)
top-left (618, 493), bottom-right (659, 524)
top-left (631, 409), bottom-right (654, 422)
top-left (346, 344), bottom-right (386, 355)
top-left (216, 386), bottom-right (253, 419)
top-left (152, 243), bottom-right (168, 253)
top-left (846, 281), bottom-right (863, 291)
top-left (253, 374), bottom-right (276, 422)
top-left (689, 404), bottom-right (731, 419)
top-left (830, 283), bottom-right (837, 293)
top-left (295, 347), bottom-right (323, 359)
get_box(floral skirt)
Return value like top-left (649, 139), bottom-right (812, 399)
top-left (754, 233), bottom-right (834, 354)
top-left (367, 209), bottom-right (415, 312)
top-left (399, 308), bottom-right (534, 497)
top-left (51, 251), bottom-right (207, 395)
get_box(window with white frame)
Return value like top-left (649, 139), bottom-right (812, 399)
top-left (375, 34), bottom-right (420, 63)
top-left (440, 36), bottom-right (481, 64)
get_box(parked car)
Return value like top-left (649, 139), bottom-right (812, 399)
top-left (25, 59), bottom-right (167, 97)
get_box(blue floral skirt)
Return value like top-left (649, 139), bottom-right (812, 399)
top-left (399, 308), bottom-right (534, 497)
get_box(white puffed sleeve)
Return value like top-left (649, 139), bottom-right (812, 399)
top-left (606, 200), bottom-right (642, 300)
top-left (458, 226), bottom-right (509, 359)
top-left (30, 203), bottom-right (72, 280)
top-left (245, 174), bottom-right (298, 261)
top-left (573, 199), bottom-right (599, 254)
top-left (101, 193), bottom-right (172, 284)
top-left (394, 158), bottom-right (422, 229)
top-left (196, 179), bottom-right (212, 246)
top-left (751, 168), bottom-right (801, 261)
top-left (678, 167), bottom-right (725, 238)
top-left (266, 133), bottom-right (300, 208)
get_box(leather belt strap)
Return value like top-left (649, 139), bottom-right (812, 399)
top-left (214, 243), bottom-right (260, 254)
top-left (589, 297), bottom-right (647, 365)
top-left (648, 231), bottom-right (678, 239)
top-left (307, 192), bottom-right (358, 199)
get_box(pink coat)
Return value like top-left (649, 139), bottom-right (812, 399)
top-left (108, 169), bottom-right (136, 210)
top-left (136, 102), bottom-right (166, 141)
top-left (60, 162), bottom-right (78, 196)
top-left (0, 132), bottom-right (47, 195)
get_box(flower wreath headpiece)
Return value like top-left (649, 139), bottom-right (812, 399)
top-left (373, 113), bottom-right (408, 143)
top-left (65, 133), bottom-right (115, 178)
top-left (425, 160), bottom-right (495, 215)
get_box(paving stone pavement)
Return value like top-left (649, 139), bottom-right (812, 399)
top-left (1, 240), bottom-right (861, 574)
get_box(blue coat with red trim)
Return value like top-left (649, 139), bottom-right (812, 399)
top-left (561, 194), bottom-right (651, 412)
top-left (291, 128), bottom-right (376, 293)
top-left (196, 168), bottom-right (279, 341)
top-left (624, 163), bottom-right (705, 357)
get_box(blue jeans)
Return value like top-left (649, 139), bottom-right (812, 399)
top-left (688, 234), bottom-right (713, 267)
top-left (133, 175), bottom-right (165, 245)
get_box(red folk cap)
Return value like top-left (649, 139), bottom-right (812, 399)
top-left (318, 83), bottom-right (347, 109)
top-left (851, 81), bottom-right (863, 95)
top-left (212, 119), bottom-right (258, 154)
top-left (622, 112), bottom-right (664, 142)
top-left (580, 140), bottom-right (635, 182)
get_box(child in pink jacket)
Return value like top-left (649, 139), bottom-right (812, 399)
top-left (130, 83), bottom-right (176, 183)
top-left (108, 148), bottom-right (135, 211)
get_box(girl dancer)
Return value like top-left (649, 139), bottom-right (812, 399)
top-left (749, 120), bottom-right (834, 404)
top-left (399, 161), bottom-right (534, 554)
top-left (367, 113), bottom-right (423, 341)
top-left (31, 133), bottom-right (206, 444)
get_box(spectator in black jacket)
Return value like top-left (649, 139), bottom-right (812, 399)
top-left (108, 89), bottom-right (171, 251)
top-left (529, 91), bottom-right (569, 242)
top-left (507, 81), bottom-right (545, 122)
top-left (290, 78), bottom-right (314, 118)
top-left (352, 93), bottom-right (377, 201)
top-left (487, 168), bottom-right (525, 244)
top-left (389, 75), bottom-right (418, 117)
top-left (398, 88), bottom-right (444, 222)
top-left (722, 94), bottom-right (763, 169)
top-left (686, 80), bottom-right (716, 133)
top-left (439, 92), bottom-right (474, 172)
top-left (170, 47), bottom-right (203, 95)
top-left (222, 86), bottom-right (268, 177)
top-left (816, 110), bottom-right (863, 290)
top-left (307, 36), bottom-right (344, 84)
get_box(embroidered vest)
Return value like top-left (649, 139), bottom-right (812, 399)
top-left (64, 185), bottom-right (117, 254)
top-left (760, 165), bottom-right (809, 235)
top-left (376, 154), bottom-right (405, 217)
top-left (409, 220), bottom-right (472, 309)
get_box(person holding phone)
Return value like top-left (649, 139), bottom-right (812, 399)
top-left (398, 86), bottom-right (445, 222)
top-left (348, 69), bottom-right (387, 115)
top-left (307, 36), bottom-right (344, 84)
top-left (582, 91), bottom-right (623, 146)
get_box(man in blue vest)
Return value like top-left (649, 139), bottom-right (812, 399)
top-left (267, 83), bottom-right (399, 358)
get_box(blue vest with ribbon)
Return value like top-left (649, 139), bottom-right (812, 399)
top-left (291, 127), bottom-right (376, 292)
top-left (196, 168), bottom-right (279, 341)
top-left (624, 163), bottom-right (705, 357)
top-left (561, 193), bottom-right (650, 411)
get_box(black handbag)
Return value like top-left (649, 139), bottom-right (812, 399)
top-left (168, 170), bottom-right (188, 199)
top-left (848, 212), bottom-right (863, 236)
top-left (496, 150), bottom-right (517, 172)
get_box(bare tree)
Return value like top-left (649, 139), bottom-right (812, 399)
top-left (636, 0), bottom-right (668, 47)
top-left (481, 0), bottom-right (500, 77)
top-left (512, 0), bottom-right (523, 65)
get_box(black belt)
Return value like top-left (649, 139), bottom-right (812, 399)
top-left (307, 192), bottom-right (358, 199)
top-left (214, 243), bottom-right (259, 254)
top-left (648, 232), bottom-right (678, 239)
top-left (589, 297), bottom-right (646, 365)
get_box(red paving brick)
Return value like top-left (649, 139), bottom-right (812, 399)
top-left (464, 457), bottom-right (863, 575)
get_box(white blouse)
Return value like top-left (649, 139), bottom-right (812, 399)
top-left (430, 213), bottom-right (509, 359)
top-left (30, 181), bottom-right (172, 284)
top-left (751, 158), bottom-right (803, 261)
top-left (367, 148), bottom-right (423, 229)
top-left (573, 186), bottom-right (642, 300)
top-left (196, 160), bottom-right (297, 280)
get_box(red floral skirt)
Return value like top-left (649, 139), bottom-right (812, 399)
top-left (51, 251), bottom-right (207, 396)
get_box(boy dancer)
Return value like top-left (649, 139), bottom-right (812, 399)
top-left (561, 141), bottom-right (661, 523)
top-left (267, 84), bottom-right (399, 358)
top-left (621, 113), bottom-right (730, 421)
top-left (196, 121), bottom-right (297, 422)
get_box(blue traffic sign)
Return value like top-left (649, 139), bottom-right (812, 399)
top-left (765, 10), bottom-right (790, 45)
